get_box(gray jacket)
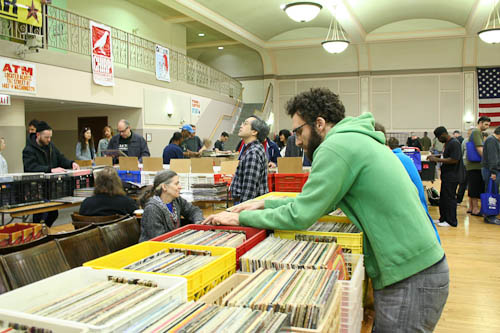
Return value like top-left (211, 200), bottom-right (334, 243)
top-left (75, 142), bottom-right (96, 160)
top-left (139, 196), bottom-right (204, 242)
top-left (482, 135), bottom-right (500, 173)
top-left (107, 132), bottom-right (150, 161)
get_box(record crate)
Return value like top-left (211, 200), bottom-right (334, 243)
top-left (338, 254), bottom-right (365, 333)
top-left (45, 172), bottom-right (73, 200)
top-left (84, 241), bottom-right (236, 301)
top-left (0, 223), bottom-right (43, 247)
top-left (150, 225), bottom-right (267, 269)
top-left (268, 173), bottom-right (274, 192)
top-left (0, 266), bottom-right (187, 332)
top-left (68, 169), bottom-right (94, 191)
top-left (274, 173), bottom-right (309, 192)
top-left (199, 272), bottom-right (342, 333)
top-left (0, 175), bottom-right (16, 208)
top-left (274, 228), bottom-right (363, 255)
top-left (214, 173), bottom-right (233, 186)
top-left (117, 170), bottom-right (141, 183)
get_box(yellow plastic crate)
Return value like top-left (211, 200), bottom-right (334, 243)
top-left (255, 192), bottom-right (351, 223)
top-left (274, 229), bottom-right (363, 255)
top-left (83, 242), bottom-right (236, 301)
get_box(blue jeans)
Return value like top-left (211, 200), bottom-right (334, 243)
top-left (374, 257), bottom-right (449, 332)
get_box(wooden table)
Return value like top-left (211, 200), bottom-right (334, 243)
top-left (0, 201), bottom-right (81, 226)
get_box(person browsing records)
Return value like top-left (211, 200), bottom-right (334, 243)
top-left (107, 119), bottom-right (150, 161)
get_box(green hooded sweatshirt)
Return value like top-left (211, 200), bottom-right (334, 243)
top-left (239, 113), bottom-right (444, 290)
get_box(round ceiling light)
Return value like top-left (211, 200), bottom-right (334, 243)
top-left (321, 40), bottom-right (349, 54)
top-left (198, 33), bottom-right (205, 37)
top-left (283, 2), bottom-right (322, 22)
top-left (478, 28), bottom-right (500, 44)
top-left (218, 46), bottom-right (224, 50)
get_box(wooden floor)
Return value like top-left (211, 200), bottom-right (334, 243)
top-left (49, 200), bottom-right (500, 332)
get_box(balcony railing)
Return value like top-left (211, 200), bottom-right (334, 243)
top-left (0, 5), bottom-right (242, 99)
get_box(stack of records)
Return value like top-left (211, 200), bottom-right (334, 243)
top-left (163, 229), bottom-right (246, 248)
top-left (307, 221), bottom-right (359, 233)
top-left (239, 236), bottom-right (347, 278)
top-left (138, 302), bottom-right (288, 333)
top-left (221, 268), bottom-right (339, 329)
top-left (329, 208), bottom-right (347, 217)
top-left (123, 248), bottom-right (217, 275)
top-left (73, 187), bottom-right (94, 198)
top-left (191, 183), bottom-right (227, 202)
top-left (27, 275), bottom-right (173, 328)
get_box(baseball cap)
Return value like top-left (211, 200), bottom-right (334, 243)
top-left (181, 124), bottom-right (195, 133)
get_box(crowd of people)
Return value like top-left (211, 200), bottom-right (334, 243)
top-left (3, 87), bottom-right (499, 331)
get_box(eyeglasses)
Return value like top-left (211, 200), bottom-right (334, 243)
top-left (292, 123), bottom-right (308, 136)
top-left (118, 126), bottom-right (129, 133)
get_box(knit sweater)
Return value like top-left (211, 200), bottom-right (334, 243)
top-left (139, 195), bottom-right (204, 242)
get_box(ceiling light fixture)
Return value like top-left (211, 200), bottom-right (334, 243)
top-left (198, 33), bottom-right (205, 37)
top-left (218, 46), bottom-right (224, 50)
top-left (478, 0), bottom-right (500, 44)
top-left (283, 2), bottom-right (322, 23)
top-left (322, 10), bottom-right (349, 54)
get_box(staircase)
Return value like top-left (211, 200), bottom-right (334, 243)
top-left (226, 103), bottom-right (263, 150)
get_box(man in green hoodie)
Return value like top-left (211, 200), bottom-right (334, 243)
top-left (204, 88), bottom-right (448, 332)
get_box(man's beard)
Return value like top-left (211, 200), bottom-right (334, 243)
top-left (305, 128), bottom-right (323, 162)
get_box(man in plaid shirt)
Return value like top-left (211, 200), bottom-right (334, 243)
top-left (230, 116), bottom-right (269, 203)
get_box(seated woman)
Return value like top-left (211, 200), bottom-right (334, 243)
top-left (75, 127), bottom-right (96, 161)
top-left (139, 170), bottom-right (203, 242)
top-left (79, 166), bottom-right (137, 216)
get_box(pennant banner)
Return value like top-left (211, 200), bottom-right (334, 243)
top-left (0, 0), bottom-right (43, 27)
top-left (90, 21), bottom-right (114, 86)
top-left (0, 56), bottom-right (36, 94)
top-left (155, 44), bottom-right (170, 82)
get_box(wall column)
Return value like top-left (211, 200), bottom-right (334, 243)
top-left (0, 98), bottom-right (26, 173)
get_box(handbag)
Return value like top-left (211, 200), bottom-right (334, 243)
top-left (466, 134), bottom-right (481, 162)
top-left (480, 178), bottom-right (500, 216)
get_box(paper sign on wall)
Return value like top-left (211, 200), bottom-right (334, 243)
top-left (155, 45), bottom-right (170, 82)
top-left (0, 94), bottom-right (10, 105)
top-left (0, 56), bottom-right (36, 94)
top-left (0, 0), bottom-right (43, 27)
top-left (191, 98), bottom-right (201, 116)
top-left (90, 21), bottom-right (114, 86)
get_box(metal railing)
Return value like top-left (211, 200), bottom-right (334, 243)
top-left (0, 5), bottom-right (242, 99)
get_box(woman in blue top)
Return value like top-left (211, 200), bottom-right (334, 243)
top-left (162, 132), bottom-right (184, 164)
top-left (75, 127), bottom-right (96, 161)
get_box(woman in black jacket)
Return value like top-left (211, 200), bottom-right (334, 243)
top-left (139, 170), bottom-right (203, 242)
top-left (79, 166), bottom-right (137, 216)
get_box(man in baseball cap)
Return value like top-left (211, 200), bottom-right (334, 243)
top-left (180, 124), bottom-right (201, 157)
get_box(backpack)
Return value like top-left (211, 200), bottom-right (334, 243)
top-left (427, 187), bottom-right (440, 206)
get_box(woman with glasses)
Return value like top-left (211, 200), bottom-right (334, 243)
top-left (75, 127), bottom-right (96, 161)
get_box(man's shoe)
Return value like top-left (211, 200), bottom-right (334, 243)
top-left (437, 221), bottom-right (452, 227)
top-left (484, 217), bottom-right (500, 225)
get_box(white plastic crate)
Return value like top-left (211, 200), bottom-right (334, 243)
top-left (189, 173), bottom-right (215, 186)
top-left (141, 171), bottom-right (157, 186)
top-left (338, 254), bottom-right (364, 332)
top-left (339, 306), bottom-right (363, 333)
top-left (178, 173), bottom-right (190, 192)
top-left (0, 267), bottom-right (187, 333)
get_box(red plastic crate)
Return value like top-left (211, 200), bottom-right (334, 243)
top-left (150, 225), bottom-right (267, 269)
top-left (0, 223), bottom-right (43, 247)
top-left (268, 173), bottom-right (274, 192)
top-left (274, 173), bottom-right (309, 192)
top-left (214, 174), bottom-right (233, 186)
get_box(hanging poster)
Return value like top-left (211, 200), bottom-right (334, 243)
top-left (155, 44), bottom-right (171, 82)
top-left (191, 98), bottom-right (201, 116)
top-left (0, 0), bottom-right (43, 27)
top-left (0, 56), bottom-right (36, 94)
top-left (90, 21), bottom-right (114, 86)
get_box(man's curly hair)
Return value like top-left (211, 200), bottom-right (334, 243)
top-left (286, 88), bottom-right (345, 125)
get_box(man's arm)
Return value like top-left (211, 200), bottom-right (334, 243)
top-left (23, 148), bottom-right (50, 173)
top-left (140, 137), bottom-right (151, 157)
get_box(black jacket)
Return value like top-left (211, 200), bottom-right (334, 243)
top-left (23, 133), bottom-right (73, 172)
top-left (107, 132), bottom-right (150, 162)
top-left (79, 194), bottom-right (138, 216)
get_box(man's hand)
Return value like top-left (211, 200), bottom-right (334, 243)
top-left (427, 155), bottom-right (438, 162)
top-left (72, 162), bottom-right (80, 170)
top-left (201, 212), bottom-right (240, 226)
top-left (268, 162), bottom-right (277, 168)
top-left (51, 167), bottom-right (66, 173)
top-left (491, 173), bottom-right (497, 181)
top-left (229, 200), bottom-right (265, 213)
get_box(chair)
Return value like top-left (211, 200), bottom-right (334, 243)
top-left (0, 235), bottom-right (51, 255)
top-left (0, 262), bottom-right (11, 294)
top-left (99, 217), bottom-right (140, 253)
top-left (48, 224), bottom-right (95, 240)
top-left (71, 213), bottom-right (124, 229)
top-left (56, 228), bottom-right (110, 268)
top-left (1, 240), bottom-right (70, 289)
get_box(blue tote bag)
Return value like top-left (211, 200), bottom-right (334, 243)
top-left (466, 134), bottom-right (481, 162)
top-left (480, 178), bottom-right (500, 216)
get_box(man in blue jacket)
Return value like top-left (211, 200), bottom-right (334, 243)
top-left (162, 132), bottom-right (184, 164)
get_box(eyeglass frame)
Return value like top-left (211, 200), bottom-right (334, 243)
top-left (117, 126), bottom-right (130, 134)
top-left (292, 122), bottom-right (309, 136)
